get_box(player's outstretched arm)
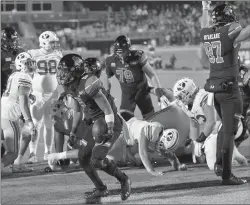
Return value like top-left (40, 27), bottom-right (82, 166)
top-left (138, 130), bottom-right (163, 176)
top-left (103, 73), bottom-right (112, 94)
top-left (201, 1), bottom-right (211, 29)
top-left (233, 25), bottom-right (250, 48)
top-left (142, 63), bottom-right (161, 89)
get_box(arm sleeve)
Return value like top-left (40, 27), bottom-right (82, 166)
top-left (78, 75), bottom-right (103, 98)
top-left (228, 22), bottom-right (242, 40)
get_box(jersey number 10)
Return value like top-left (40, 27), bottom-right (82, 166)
top-left (204, 41), bottom-right (224, 64)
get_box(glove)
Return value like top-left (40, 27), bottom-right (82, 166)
top-left (101, 127), bottom-right (114, 144)
top-left (21, 120), bottom-right (37, 139)
top-left (29, 94), bottom-right (36, 104)
top-left (67, 132), bottom-right (77, 150)
top-left (202, 1), bottom-right (211, 10)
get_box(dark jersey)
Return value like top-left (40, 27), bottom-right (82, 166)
top-left (200, 22), bottom-right (242, 81)
top-left (72, 74), bottom-right (118, 121)
top-left (105, 50), bottom-right (148, 93)
top-left (239, 65), bottom-right (250, 101)
top-left (1, 47), bottom-right (25, 74)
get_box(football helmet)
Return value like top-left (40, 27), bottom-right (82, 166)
top-left (211, 4), bottom-right (236, 25)
top-left (56, 53), bottom-right (84, 85)
top-left (1, 27), bottom-right (19, 51)
top-left (83, 57), bottom-right (102, 77)
top-left (113, 35), bottom-right (131, 59)
top-left (39, 31), bottom-right (60, 51)
top-left (157, 128), bottom-right (179, 153)
top-left (15, 52), bottom-right (36, 73)
top-left (173, 78), bottom-right (198, 105)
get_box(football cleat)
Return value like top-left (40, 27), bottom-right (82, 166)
top-left (85, 187), bottom-right (109, 199)
top-left (12, 164), bottom-right (33, 173)
top-left (120, 174), bottom-right (132, 201)
top-left (27, 153), bottom-right (38, 164)
top-left (221, 174), bottom-right (247, 185)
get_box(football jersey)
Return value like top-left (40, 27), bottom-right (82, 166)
top-left (239, 65), bottom-right (250, 99)
top-left (1, 72), bottom-right (32, 121)
top-left (71, 74), bottom-right (118, 121)
top-left (191, 89), bottom-right (209, 125)
top-left (126, 117), bottom-right (163, 151)
top-left (2, 72), bottom-right (32, 101)
top-left (200, 22), bottom-right (242, 81)
top-left (105, 50), bottom-right (148, 93)
top-left (27, 49), bottom-right (62, 93)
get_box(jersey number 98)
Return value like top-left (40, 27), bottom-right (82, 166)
top-left (204, 41), bottom-right (224, 64)
top-left (37, 59), bottom-right (57, 75)
top-left (116, 69), bottom-right (134, 83)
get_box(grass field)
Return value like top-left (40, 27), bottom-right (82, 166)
top-left (1, 70), bottom-right (250, 204)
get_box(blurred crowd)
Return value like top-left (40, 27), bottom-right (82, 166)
top-left (2, 1), bottom-right (250, 50)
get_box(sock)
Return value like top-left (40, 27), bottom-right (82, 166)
top-left (29, 141), bottom-right (38, 155)
top-left (44, 145), bottom-right (52, 154)
top-left (14, 155), bottom-right (23, 165)
top-left (100, 158), bottom-right (127, 182)
top-left (85, 163), bottom-right (106, 190)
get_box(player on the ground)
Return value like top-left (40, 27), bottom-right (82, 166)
top-left (200, 1), bottom-right (250, 185)
top-left (1, 27), bottom-right (25, 95)
top-left (1, 52), bottom-right (37, 172)
top-left (27, 31), bottom-right (62, 163)
top-left (173, 77), bottom-right (248, 167)
top-left (55, 54), bottom-right (131, 201)
top-left (110, 111), bottom-right (188, 176)
top-left (103, 35), bottom-right (168, 120)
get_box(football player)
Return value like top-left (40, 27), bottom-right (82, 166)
top-left (55, 55), bottom-right (131, 201)
top-left (1, 52), bottom-right (37, 173)
top-left (109, 110), bottom-right (188, 176)
top-left (104, 35), bottom-right (168, 120)
top-left (238, 64), bottom-right (250, 141)
top-left (27, 31), bottom-right (63, 163)
top-left (1, 27), bottom-right (24, 95)
top-left (200, 1), bottom-right (250, 185)
top-left (173, 78), bottom-right (248, 167)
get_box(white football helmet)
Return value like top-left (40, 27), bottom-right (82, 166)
top-left (39, 31), bottom-right (60, 51)
top-left (15, 52), bottom-right (36, 73)
top-left (173, 78), bottom-right (198, 105)
top-left (157, 128), bottom-right (179, 152)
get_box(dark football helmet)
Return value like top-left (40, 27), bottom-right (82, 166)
top-left (56, 54), bottom-right (84, 85)
top-left (211, 4), bottom-right (236, 25)
top-left (1, 27), bottom-right (19, 51)
top-left (83, 57), bottom-right (102, 77)
top-left (113, 35), bottom-right (131, 59)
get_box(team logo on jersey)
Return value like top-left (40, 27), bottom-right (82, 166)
top-left (5, 57), bottom-right (11, 61)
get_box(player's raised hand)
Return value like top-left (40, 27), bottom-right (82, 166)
top-left (202, 1), bottom-right (211, 10)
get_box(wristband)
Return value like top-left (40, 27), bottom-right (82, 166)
top-left (105, 114), bottom-right (114, 123)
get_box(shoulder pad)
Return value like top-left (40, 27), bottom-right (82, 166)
top-left (17, 72), bottom-right (32, 87)
top-left (79, 75), bottom-right (103, 97)
top-left (228, 22), bottom-right (242, 40)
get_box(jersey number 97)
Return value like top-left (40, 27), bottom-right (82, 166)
top-left (37, 59), bottom-right (57, 75)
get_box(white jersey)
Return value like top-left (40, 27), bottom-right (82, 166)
top-left (191, 89), bottom-right (209, 125)
top-left (126, 117), bottom-right (163, 150)
top-left (28, 49), bottom-right (62, 93)
top-left (1, 72), bottom-right (32, 121)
